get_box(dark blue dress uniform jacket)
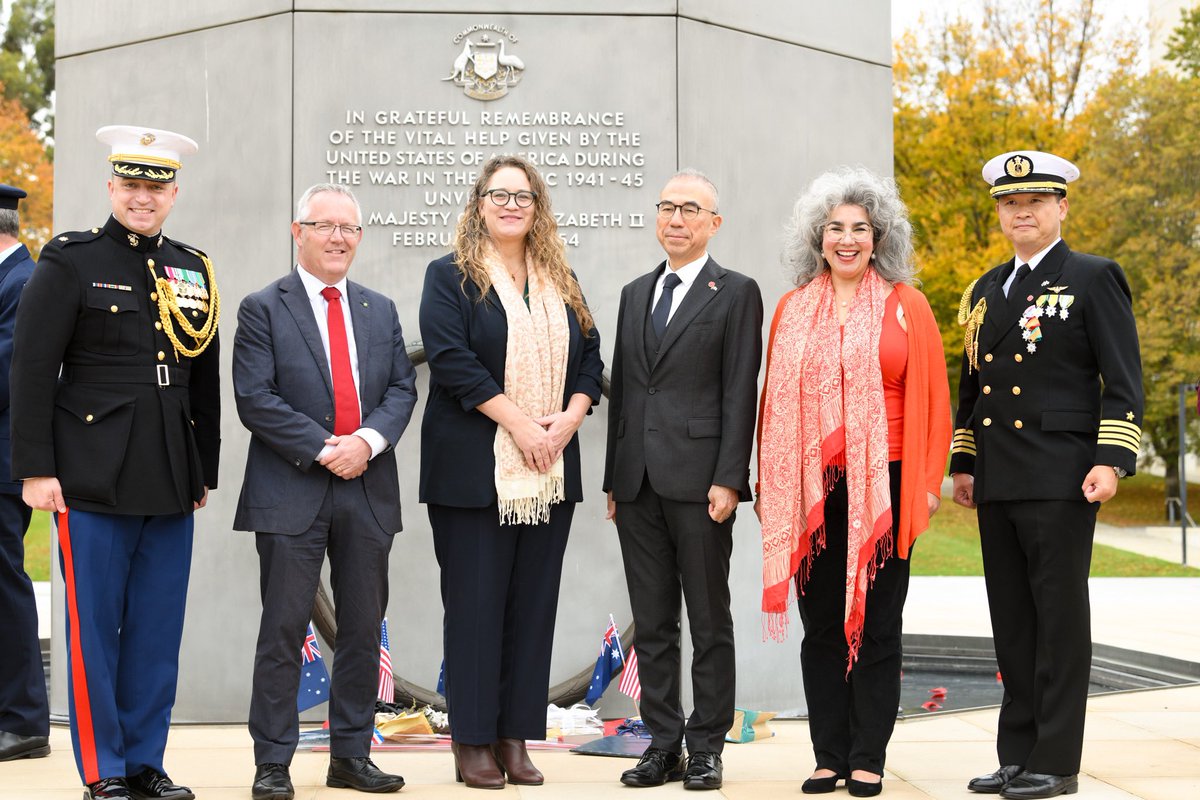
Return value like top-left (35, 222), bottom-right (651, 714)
top-left (9, 216), bottom-right (220, 514)
top-left (0, 243), bottom-right (36, 493)
top-left (418, 253), bottom-right (603, 508)
top-left (949, 240), bottom-right (1143, 501)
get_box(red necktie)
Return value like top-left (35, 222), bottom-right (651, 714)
top-left (320, 286), bottom-right (360, 435)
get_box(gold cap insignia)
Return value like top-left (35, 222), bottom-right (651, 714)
top-left (140, 132), bottom-right (157, 146)
top-left (1005, 155), bottom-right (1032, 178)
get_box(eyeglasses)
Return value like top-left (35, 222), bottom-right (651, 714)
top-left (656, 201), bottom-right (717, 220)
top-left (482, 189), bottom-right (538, 208)
top-left (299, 221), bottom-right (363, 238)
top-left (823, 222), bottom-right (874, 242)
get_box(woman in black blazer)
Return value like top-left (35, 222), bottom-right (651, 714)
top-left (419, 155), bottom-right (602, 789)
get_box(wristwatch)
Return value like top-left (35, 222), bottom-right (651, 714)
top-left (1111, 466), bottom-right (1127, 479)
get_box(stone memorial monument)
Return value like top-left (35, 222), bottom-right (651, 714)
top-left (51, 1), bottom-right (893, 722)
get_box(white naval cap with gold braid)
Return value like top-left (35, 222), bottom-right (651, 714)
top-left (983, 150), bottom-right (1079, 198)
top-left (96, 125), bottom-right (199, 183)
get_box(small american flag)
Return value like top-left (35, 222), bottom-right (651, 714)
top-left (378, 617), bottom-right (394, 703)
top-left (619, 646), bottom-right (641, 702)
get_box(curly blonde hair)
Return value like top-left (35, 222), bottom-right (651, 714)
top-left (453, 155), bottom-right (595, 334)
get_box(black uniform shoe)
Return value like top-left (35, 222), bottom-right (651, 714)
top-left (969, 765), bottom-right (1024, 793)
top-left (620, 747), bottom-right (686, 787)
top-left (126, 769), bottom-right (194, 799)
top-left (326, 756), bottom-right (405, 792)
top-left (85, 778), bottom-right (133, 799)
top-left (999, 772), bottom-right (1078, 799)
top-left (683, 752), bottom-right (723, 790)
top-left (251, 763), bottom-right (294, 800)
top-left (0, 731), bottom-right (50, 761)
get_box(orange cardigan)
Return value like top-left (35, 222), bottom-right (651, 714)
top-left (756, 282), bottom-right (951, 558)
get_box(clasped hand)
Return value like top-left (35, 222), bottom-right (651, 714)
top-left (513, 410), bottom-right (583, 473)
top-left (319, 434), bottom-right (371, 480)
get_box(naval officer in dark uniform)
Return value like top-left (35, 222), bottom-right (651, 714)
top-left (0, 183), bottom-right (50, 764)
top-left (10, 126), bottom-right (220, 800)
top-left (951, 151), bottom-right (1143, 800)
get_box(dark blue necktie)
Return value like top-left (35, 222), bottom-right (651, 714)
top-left (651, 272), bottom-right (683, 341)
top-left (1007, 263), bottom-right (1031, 298)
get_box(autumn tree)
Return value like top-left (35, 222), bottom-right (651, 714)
top-left (0, 0), bottom-right (55, 136)
top-left (0, 84), bottom-right (54, 254)
top-left (1164, 4), bottom-right (1200, 79)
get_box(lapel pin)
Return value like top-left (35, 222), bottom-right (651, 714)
top-left (1041, 280), bottom-right (1050, 287)
top-left (362, 301), bottom-right (369, 307)
top-left (708, 281), bottom-right (718, 291)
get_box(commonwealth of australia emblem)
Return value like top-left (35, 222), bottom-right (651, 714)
top-left (444, 26), bottom-right (525, 100)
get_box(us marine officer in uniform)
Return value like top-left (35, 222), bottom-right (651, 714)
top-left (0, 183), bottom-right (49, 764)
top-left (951, 151), bottom-right (1143, 800)
top-left (10, 127), bottom-right (220, 800)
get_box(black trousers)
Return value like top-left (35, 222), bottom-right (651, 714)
top-left (615, 474), bottom-right (735, 755)
top-left (428, 501), bottom-right (573, 744)
top-left (798, 462), bottom-right (909, 776)
top-left (249, 477), bottom-right (394, 764)
top-left (978, 498), bottom-right (1097, 775)
top-left (0, 492), bottom-right (48, 736)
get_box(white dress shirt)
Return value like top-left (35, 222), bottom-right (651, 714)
top-left (0, 241), bottom-right (22, 263)
top-left (295, 264), bottom-right (387, 460)
top-left (1002, 237), bottom-right (1061, 298)
top-left (651, 253), bottom-right (709, 324)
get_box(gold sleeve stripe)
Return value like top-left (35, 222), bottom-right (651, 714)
top-left (1097, 436), bottom-right (1140, 455)
top-left (1098, 432), bottom-right (1141, 448)
top-left (1099, 420), bottom-right (1142, 435)
top-left (953, 428), bottom-right (975, 440)
top-left (951, 445), bottom-right (977, 456)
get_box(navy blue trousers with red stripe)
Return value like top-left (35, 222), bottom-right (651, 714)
top-left (57, 508), bottom-right (193, 784)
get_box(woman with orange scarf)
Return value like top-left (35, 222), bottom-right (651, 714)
top-left (756, 168), bottom-right (951, 796)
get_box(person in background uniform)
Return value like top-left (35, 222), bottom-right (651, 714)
top-left (0, 183), bottom-right (50, 764)
top-left (10, 127), bottom-right (220, 800)
top-left (952, 151), bottom-right (1143, 800)
top-left (603, 169), bottom-right (763, 791)
top-left (234, 183), bottom-right (417, 800)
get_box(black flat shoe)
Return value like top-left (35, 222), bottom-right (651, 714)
top-left (999, 772), bottom-right (1078, 799)
top-left (969, 765), bottom-right (1024, 794)
top-left (620, 747), bottom-right (685, 787)
top-left (126, 769), bottom-right (194, 800)
top-left (848, 777), bottom-right (883, 797)
top-left (683, 752), bottom-right (722, 790)
top-left (801, 774), bottom-right (846, 793)
top-left (251, 763), bottom-right (294, 800)
top-left (326, 756), bottom-right (404, 792)
top-left (85, 778), bottom-right (132, 799)
top-left (0, 731), bottom-right (50, 761)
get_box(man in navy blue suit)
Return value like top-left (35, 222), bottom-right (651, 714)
top-left (0, 183), bottom-right (50, 764)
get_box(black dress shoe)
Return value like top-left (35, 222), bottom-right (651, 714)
top-left (801, 773), bottom-right (846, 794)
top-left (848, 777), bottom-right (883, 797)
top-left (85, 778), bottom-right (133, 799)
top-left (683, 752), bottom-right (722, 790)
top-left (969, 765), bottom-right (1024, 794)
top-left (326, 756), bottom-right (405, 793)
top-left (126, 769), bottom-right (194, 799)
top-left (620, 747), bottom-right (686, 787)
top-left (999, 772), bottom-right (1078, 799)
top-left (251, 763), bottom-right (294, 800)
top-left (0, 731), bottom-right (50, 761)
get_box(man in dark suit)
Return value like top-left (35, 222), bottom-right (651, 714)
top-left (233, 183), bottom-right (417, 800)
top-left (11, 127), bottom-right (220, 800)
top-left (603, 169), bottom-right (763, 791)
top-left (0, 183), bottom-right (49, 764)
top-left (952, 151), bottom-right (1143, 800)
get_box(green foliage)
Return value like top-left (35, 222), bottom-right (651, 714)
top-left (0, 0), bottom-right (55, 135)
top-left (23, 510), bottom-right (50, 582)
top-left (1165, 5), bottom-right (1200, 78)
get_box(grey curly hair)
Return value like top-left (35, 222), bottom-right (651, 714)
top-left (782, 167), bottom-right (915, 287)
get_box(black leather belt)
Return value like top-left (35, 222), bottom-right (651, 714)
top-left (61, 364), bottom-right (190, 388)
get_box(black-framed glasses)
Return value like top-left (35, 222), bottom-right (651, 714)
top-left (655, 201), bottom-right (716, 220)
top-left (822, 222), bottom-right (874, 242)
top-left (299, 221), bottom-right (363, 238)
top-left (482, 189), bottom-right (538, 208)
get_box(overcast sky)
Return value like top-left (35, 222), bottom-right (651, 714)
top-left (891, 0), bottom-right (1143, 40)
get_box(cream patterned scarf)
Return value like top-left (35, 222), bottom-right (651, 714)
top-left (758, 268), bottom-right (893, 668)
top-left (486, 247), bottom-right (570, 524)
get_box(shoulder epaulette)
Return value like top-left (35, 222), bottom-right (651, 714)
top-left (48, 227), bottom-right (105, 248)
top-left (163, 236), bottom-right (208, 260)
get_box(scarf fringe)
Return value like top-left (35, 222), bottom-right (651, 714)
top-left (496, 473), bottom-right (565, 526)
top-left (844, 517), bottom-right (895, 674)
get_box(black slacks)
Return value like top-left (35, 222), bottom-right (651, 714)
top-left (615, 473), bottom-right (735, 755)
top-left (429, 501), bottom-right (573, 744)
top-left (0, 492), bottom-right (48, 736)
top-left (798, 462), bottom-right (909, 776)
top-left (978, 498), bottom-right (1097, 775)
top-left (249, 476), bottom-right (394, 764)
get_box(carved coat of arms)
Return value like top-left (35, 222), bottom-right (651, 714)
top-left (444, 31), bottom-right (525, 101)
